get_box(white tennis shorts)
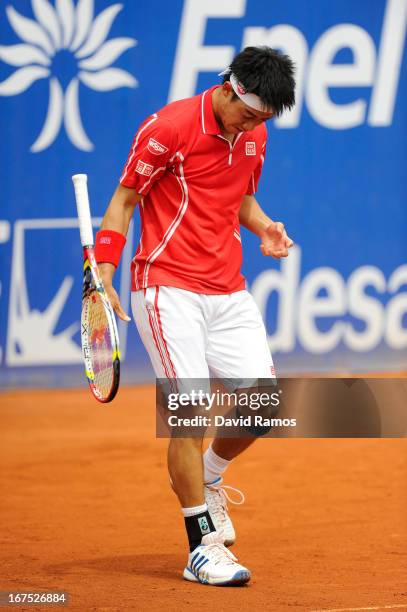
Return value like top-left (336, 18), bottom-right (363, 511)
top-left (131, 286), bottom-right (275, 388)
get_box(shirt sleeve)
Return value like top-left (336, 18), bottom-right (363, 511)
top-left (119, 115), bottom-right (178, 195)
top-left (246, 138), bottom-right (267, 196)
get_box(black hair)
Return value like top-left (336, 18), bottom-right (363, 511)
top-left (223, 46), bottom-right (296, 116)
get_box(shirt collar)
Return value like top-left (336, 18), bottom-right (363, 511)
top-left (200, 85), bottom-right (222, 135)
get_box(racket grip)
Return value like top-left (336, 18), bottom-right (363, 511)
top-left (72, 173), bottom-right (94, 247)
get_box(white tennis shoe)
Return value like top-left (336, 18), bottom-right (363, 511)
top-left (204, 477), bottom-right (245, 547)
top-left (183, 532), bottom-right (251, 586)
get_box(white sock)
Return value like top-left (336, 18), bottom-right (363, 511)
top-left (181, 503), bottom-right (208, 517)
top-left (203, 444), bottom-right (231, 484)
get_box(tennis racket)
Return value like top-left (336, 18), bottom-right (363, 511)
top-left (72, 173), bottom-right (120, 403)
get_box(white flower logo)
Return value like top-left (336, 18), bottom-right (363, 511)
top-left (0, 0), bottom-right (137, 152)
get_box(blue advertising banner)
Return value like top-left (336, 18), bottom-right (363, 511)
top-left (0, 0), bottom-right (406, 389)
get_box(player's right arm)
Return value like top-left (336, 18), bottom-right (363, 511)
top-left (101, 184), bottom-right (141, 234)
top-left (98, 184), bottom-right (141, 321)
top-left (97, 115), bottom-right (178, 321)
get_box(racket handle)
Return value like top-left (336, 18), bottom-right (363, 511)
top-left (72, 173), bottom-right (94, 247)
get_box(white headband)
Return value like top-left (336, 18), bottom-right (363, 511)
top-left (219, 70), bottom-right (272, 113)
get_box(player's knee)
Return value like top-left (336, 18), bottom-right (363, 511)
top-left (236, 384), bottom-right (281, 437)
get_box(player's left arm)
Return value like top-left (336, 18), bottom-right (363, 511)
top-left (239, 194), bottom-right (294, 258)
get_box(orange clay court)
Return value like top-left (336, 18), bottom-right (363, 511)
top-left (1, 385), bottom-right (406, 612)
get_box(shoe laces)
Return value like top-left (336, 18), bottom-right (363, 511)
top-left (202, 542), bottom-right (238, 566)
top-left (205, 482), bottom-right (245, 517)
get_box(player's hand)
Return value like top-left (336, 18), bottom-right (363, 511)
top-left (98, 263), bottom-right (131, 322)
top-left (259, 222), bottom-right (294, 258)
top-left (103, 282), bottom-right (131, 322)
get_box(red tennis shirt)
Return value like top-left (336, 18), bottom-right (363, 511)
top-left (120, 86), bottom-right (267, 294)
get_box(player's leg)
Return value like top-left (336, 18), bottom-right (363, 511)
top-left (167, 434), bottom-right (250, 585)
top-left (131, 287), bottom-right (250, 584)
top-left (206, 289), bottom-right (276, 463)
top-left (168, 437), bottom-right (205, 507)
top-left (203, 290), bottom-right (276, 542)
top-left (132, 286), bottom-right (213, 533)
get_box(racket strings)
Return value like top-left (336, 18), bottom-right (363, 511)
top-left (88, 292), bottom-right (114, 399)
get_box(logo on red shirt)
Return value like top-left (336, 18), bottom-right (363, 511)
top-left (136, 160), bottom-right (154, 176)
top-left (245, 142), bottom-right (256, 156)
top-left (147, 138), bottom-right (169, 155)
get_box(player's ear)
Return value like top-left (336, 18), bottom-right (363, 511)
top-left (222, 81), bottom-right (232, 96)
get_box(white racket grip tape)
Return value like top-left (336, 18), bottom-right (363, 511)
top-left (72, 174), bottom-right (94, 247)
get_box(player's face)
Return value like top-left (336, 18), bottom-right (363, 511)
top-left (217, 84), bottom-right (274, 134)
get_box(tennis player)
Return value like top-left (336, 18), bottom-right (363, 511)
top-left (95, 46), bottom-right (296, 586)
